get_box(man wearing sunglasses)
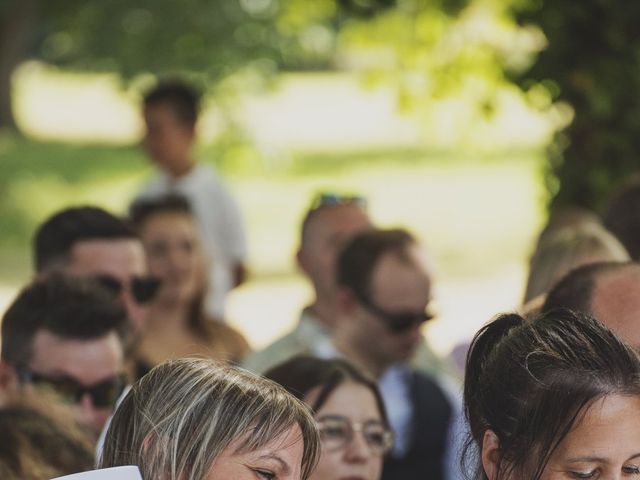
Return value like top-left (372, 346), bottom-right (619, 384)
top-left (0, 274), bottom-right (128, 442)
top-left (34, 206), bottom-right (158, 333)
top-left (331, 228), bottom-right (462, 480)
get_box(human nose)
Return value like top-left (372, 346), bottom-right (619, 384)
top-left (343, 428), bottom-right (372, 463)
top-left (77, 393), bottom-right (103, 438)
top-left (120, 288), bottom-right (147, 332)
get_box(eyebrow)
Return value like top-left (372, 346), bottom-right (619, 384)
top-left (257, 454), bottom-right (290, 475)
top-left (566, 453), bottom-right (640, 463)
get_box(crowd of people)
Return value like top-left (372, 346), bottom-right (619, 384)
top-left (4, 80), bottom-right (640, 480)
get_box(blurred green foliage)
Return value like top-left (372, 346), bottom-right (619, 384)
top-left (5, 0), bottom-right (634, 213)
top-left (515, 0), bottom-right (640, 211)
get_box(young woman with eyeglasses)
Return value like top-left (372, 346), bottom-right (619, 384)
top-left (265, 356), bottom-right (392, 480)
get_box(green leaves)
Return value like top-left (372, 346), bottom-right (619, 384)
top-left (515, 0), bottom-right (640, 209)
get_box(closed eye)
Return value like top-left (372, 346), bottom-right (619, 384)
top-left (623, 464), bottom-right (640, 474)
top-left (255, 469), bottom-right (275, 480)
top-left (569, 471), bottom-right (596, 479)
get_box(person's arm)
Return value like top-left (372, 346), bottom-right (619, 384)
top-left (206, 174), bottom-right (248, 286)
top-left (232, 261), bottom-right (248, 288)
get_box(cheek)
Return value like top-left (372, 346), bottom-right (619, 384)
top-left (313, 448), bottom-right (345, 477)
top-left (147, 255), bottom-right (169, 276)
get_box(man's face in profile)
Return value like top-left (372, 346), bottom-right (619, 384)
top-left (299, 204), bottom-right (372, 298)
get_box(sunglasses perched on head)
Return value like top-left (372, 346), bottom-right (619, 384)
top-left (358, 295), bottom-right (434, 334)
top-left (94, 274), bottom-right (161, 304)
top-left (309, 192), bottom-right (367, 211)
top-left (18, 370), bottom-right (127, 408)
top-left (316, 415), bottom-right (393, 455)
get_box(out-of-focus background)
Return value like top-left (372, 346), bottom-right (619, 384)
top-left (2, 0), bottom-right (637, 355)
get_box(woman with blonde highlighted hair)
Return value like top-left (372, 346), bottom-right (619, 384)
top-left (99, 358), bottom-right (320, 480)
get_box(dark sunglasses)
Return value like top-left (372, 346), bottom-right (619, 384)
top-left (18, 370), bottom-right (127, 408)
top-left (358, 295), bottom-right (434, 334)
top-left (309, 192), bottom-right (367, 211)
top-left (316, 415), bottom-right (393, 455)
top-left (94, 274), bottom-right (161, 304)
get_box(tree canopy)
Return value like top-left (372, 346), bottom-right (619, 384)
top-left (515, 0), bottom-right (640, 210)
top-left (3, 0), bottom-right (638, 210)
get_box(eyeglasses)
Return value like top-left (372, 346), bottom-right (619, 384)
top-left (17, 370), bottom-right (127, 408)
top-left (316, 415), bottom-right (393, 455)
top-left (358, 295), bottom-right (434, 334)
top-left (94, 274), bottom-right (161, 304)
top-left (309, 192), bottom-right (367, 211)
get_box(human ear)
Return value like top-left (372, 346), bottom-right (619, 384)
top-left (0, 361), bottom-right (19, 401)
top-left (481, 429), bottom-right (501, 480)
top-left (296, 248), bottom-right (309, 276)
top-left (336, 288), bottom-right (358, 315)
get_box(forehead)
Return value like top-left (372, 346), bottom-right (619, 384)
top-left (144, 104), bottom-right (183, 127)
top-left (68, 238), bottom-right (146, 279)
top-left (140, 211), bottom-right (195, 236)
top-left (311, 381), bottom-right (382, 421)
top-left (550, 395), bottom-right (640, 466)
top-left (592, 267), bottom-right (640, 347)
top-left (29, 330), bottom-right (124, 385)
top-left (369, 247), bottom-right (432, 306)
top-left (304, 205), bottom-right (371, 245)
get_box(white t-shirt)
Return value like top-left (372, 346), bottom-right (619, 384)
top-left (134, 164), bottom-right (247, 318)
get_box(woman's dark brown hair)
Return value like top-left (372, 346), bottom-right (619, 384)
top-left (264, 356), bottom-right (389, 425)
top-left (464, 309), bottom-right (640, 479)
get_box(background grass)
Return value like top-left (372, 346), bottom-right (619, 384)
top-left (0, 136), bottom-right (546, 353)
top-left (0, 67), bottom-right (549, 354)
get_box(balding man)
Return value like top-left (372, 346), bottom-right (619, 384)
top-left (542, 261), bottom-right (640, 347)
top-left (243, 193), bottom-right (372, 372)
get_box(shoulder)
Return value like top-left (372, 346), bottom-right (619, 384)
top-left (241, 327), bottom-right (311, 374)
top-left (410, 370), bottom-right (455, 410)
top-left (136, 172), bottom-right (169, 196)
top-left (205, 320), bottom-right (251, 362)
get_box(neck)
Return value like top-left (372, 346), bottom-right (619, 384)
top-left (333, 335), bottom-right (387, 379)
top-left (308, 294), bottom-right (340, 329)
top-left (147, 299), bottom-right (191, 330)
top-left (167, 158), bottom-right (195, 179)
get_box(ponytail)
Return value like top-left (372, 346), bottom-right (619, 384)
top-left (462, 313), bottom-right (523, 479)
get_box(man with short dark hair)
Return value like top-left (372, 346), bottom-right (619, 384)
top-left (135, 80), bottom-right (247, 318)
top-left (542, 260), bottom-right (640, 347)
top-left (34, 206), bottom-right (155, 332)
top-left (332, 228), bottom-right (460, 480)
top-left (0, 274), bottom-right (128, 440)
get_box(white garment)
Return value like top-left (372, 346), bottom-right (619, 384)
top-left (134, 164), bottom-right (247, 317)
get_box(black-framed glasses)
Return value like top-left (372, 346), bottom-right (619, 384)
top-left (18, 370), bottom-right (127, 408)
top-left (316, 415), bottom-right (393, 455)
top-left (94, 274), bottom-right (161, 304)
top-left (358, 295), bottom-right (434, 334)
top-left (309, 192), bottom-right (367, 211)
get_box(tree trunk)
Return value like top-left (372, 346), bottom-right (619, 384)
top-left (0, 0), bottom-right (38, 131)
